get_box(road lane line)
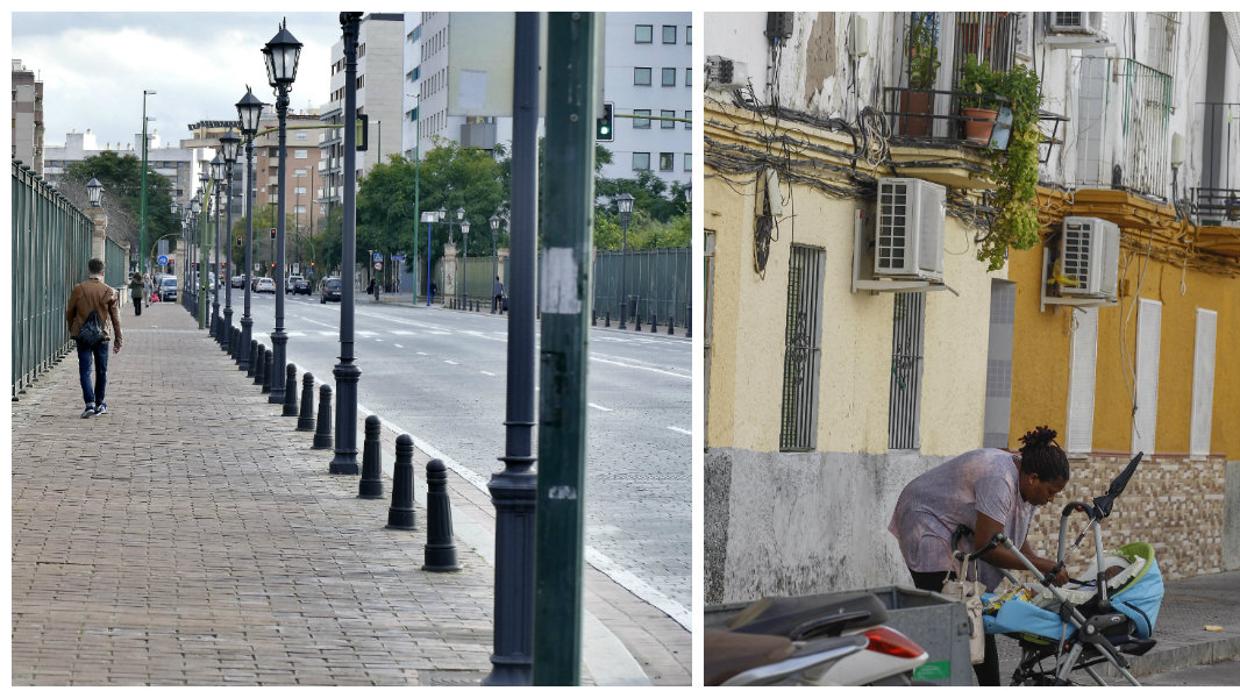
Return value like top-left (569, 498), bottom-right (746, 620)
top-left (444, 359), bottom-right (459, 365)
top-left (317, 330), bottom-right (335, 336)
top-left (394, 343), bottom-right (404, 349)
top-left (391, 330), bottom-right (415, 336)
top-left (666, 426), bottom-right (692, 436)
top-left (480, 370), bottom-right (496, 376)
top-left (299, 315), bottom-right (336, 329)
top-left (417, 351), bottom-right (428, 356)
top-left (589, 355), bottom-right (691, 380)
top-left (588, 402), bottom-right (614, 412)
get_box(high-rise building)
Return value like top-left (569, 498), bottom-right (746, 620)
top-left (12, 59), bottom-right (45, 174)
top-left (602, 13), bottom-right (693, 186)
top-left (319, 13), bottom-right (406, 218)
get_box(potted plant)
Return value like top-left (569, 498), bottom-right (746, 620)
top-left (976, 63), bottom-right (1044, 271)
top-left (958, 56), bottom-right (1001, 144)
top-left (901, 16), bottom-right (940, 137)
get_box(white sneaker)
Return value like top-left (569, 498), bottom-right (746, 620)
top-left (81, 405), bottom-right (96, 418)
top-left (94, 403), bottom-right (108, 416)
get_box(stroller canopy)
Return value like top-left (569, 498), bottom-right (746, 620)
top-left (983, 542), bottom-right (1164, 640)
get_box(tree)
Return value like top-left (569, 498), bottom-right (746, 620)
top-left (229, 205), bottom-right (297, 275)
top-left (64, 151), bottom-right (179, 257)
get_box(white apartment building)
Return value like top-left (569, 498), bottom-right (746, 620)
top-left (401, 15), bottom-right (424, 161)
top-left (43, 128), bottom-right (203, 213)
top-left (319, 13), bottom-right (406, 216)
top-left (602, 13), bottom-right (693, 186)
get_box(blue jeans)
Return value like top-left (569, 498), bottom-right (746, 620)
top-left (77, 340), bottom-right (110, 406)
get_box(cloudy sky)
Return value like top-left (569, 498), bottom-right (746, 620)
top-left (13, 12), bottom-right (346, 150)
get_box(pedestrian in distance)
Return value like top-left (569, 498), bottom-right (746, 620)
top-left (128, 272), bottom-right (144, 316)
top-left (67, 258), bottom-right (123, 418)
top-left (888, 426), bottom-right (1071, 686)
top-left (493, 276), bottom-right (504, 313)
top-left (430, 281), bottom-right (437, 305)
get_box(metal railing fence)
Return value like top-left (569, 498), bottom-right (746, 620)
top-left (105, 238), bottom-right (126, 288)
top-left (592, 247), bottom-right (691, 327)
top-left (12, 161), bottom-right (95, 398)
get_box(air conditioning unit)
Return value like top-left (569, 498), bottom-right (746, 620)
top-left (874, 178), bottom-right (946, 282)
top-left (1059, 216), bottom-right (1120, 299)
top-left (1045, 12), bottom-right (1112, 49)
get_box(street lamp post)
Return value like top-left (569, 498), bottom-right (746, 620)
top-left (236, 86), bottom-right (264, 372)
top-left (490, 214), bottom-right (501, 313)
top-left (139, 89), bottom-right (155, 283)
top-left (461, 218), bottom-right (471, 308)
top-left (422, 210), bottom-right (441, 306)
top-left (220, 129), bottom-right (241, 352)
top-left (194, 190), bottom-right (206, 328)
top-left (330, 12), bottom-right (362, 475)
top-left (263, 17), bottom-right (303, 405)
top-left (615, 192), bottom-right (634, 330)
top-left (211, 152), bottom-right (224, 339)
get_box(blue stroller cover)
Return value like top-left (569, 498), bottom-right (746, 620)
top-left (982, 543), bottom-right (1164, 641)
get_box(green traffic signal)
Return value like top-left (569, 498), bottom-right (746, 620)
top-left (596, 101), bottom-right (614, 142)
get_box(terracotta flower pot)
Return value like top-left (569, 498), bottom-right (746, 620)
top-left (900, 90), bottom-right (934, 138)
top-left (962, 107), bottom-right (998, 145)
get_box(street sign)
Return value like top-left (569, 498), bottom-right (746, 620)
top-left (374, 262), bottom-right (383, 271)
top-left (372, 251), bottom-right (383, 263)
top-left (392, 254), bottom-right (404, 263)
top-left (157, 255), bottom-right (169, 265)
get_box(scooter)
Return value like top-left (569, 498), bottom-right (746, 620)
top-left (708, 591), bottom-right (929, 685)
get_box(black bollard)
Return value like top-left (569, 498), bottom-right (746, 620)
top-left (253, 344), bottom-right (266, 386)
top-left (282, 364), bottom-right (299, 417)
top-left (605, 310), bottom-right (610, 327)
top-left (635, 312), bottom-right (641, 332)
top-left (423, 458), bottom-right (460, 572)
top-left (591, 309), bottom-right (596, 326)
top-left (247, 340), bottom-right (258, 377)
top-left (668, 313), bottom-right (675, 335)
top-left (686, 304), bottom-right (692, 338)
top-left (262, 350), bottom-right (273, 394)
top-left (297, 374), bottom-right (316, 431)
top-left (386, 434), bottom-right (416, 529)
top-left (313, 385), bottom-right (334, 450)
top-left (358, 415), bottom-right (384, 499)
top-left (651, 312), bottom-right (658, 333)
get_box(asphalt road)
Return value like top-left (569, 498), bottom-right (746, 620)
top-left (208, 289), bottom-right (691, 619)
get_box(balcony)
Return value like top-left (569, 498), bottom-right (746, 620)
top-left (1192, 187), bottom-right (1240, 224)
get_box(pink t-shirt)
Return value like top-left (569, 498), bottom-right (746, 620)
top-left (888, 448), bottom-right (1037, 591)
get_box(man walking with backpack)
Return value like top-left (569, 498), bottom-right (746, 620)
top-left (66, 258), bottom-right (123, 418)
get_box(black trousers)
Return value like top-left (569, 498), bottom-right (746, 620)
top-left (909, 569), bottom-right (1000, 686)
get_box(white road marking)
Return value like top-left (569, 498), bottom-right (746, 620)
top-left (666, 426), bottom-right (692, 436)
top-left (374, 338), bottom-right (383, 342)
top-left (394, 343), bottom-right (404, 349)
top-left (588, 402), bottom-right (614, 412)
top-left (391, 330), bottom-right (415, 336)
top-left (444, 359), bottom-right (459, 365)
top-left (357, 330), bottom-right (377, 337)
top-left (416, 351), bottom-right (428, 356)
top-left (429, 330), bottom-right (452, 335)
top-left (480, 370), bottom-right (496, 376)
top-left (285, 331), bottom-right (307, 337)
top-left (589, 354), bottom-right (691, 381)
top-left (317, 330), bottom-right (335, 336)
top-left (299, 315), bottom-right (336, 329)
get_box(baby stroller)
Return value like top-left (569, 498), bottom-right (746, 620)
top-left (955, 452), bottom-right (1164, 686)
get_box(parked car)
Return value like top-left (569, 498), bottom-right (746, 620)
top-left (159, 276), bottom-right (178, 302)
top-left (290, 276), bottom-right (311, 295)
top-left (320, 277), bottom-right (342, 303)
top-left (231, 275), bottom-right (246, 288)
top-left (255, 277), bottom-right (276, 293)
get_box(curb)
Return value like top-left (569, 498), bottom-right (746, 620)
top-left (1099, 634), bottom-right (1240, 680)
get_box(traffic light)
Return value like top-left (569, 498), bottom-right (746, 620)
top-left (236, 236), bottom-right (242, 247)
top-left (270, 227), bottom-right (277, 240)
top-left (596, 101), bottom-right (614, 142)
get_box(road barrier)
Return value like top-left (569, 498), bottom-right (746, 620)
top-left (297, 374), bottom-right (316, 431)
top-left (386, 434), bottom-right (416, 530)
top-left (313, 385), bottom-right (334, 450)
top-left (423, 458), bottom-right (460, 572)
top-left (359, 416), bottom-right (384, 499)
top-left (11, 162), bottom-right (96, 399)
top-left (281, 364), bottom-right (298, 417)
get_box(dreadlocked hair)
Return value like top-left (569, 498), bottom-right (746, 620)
top-left (1018, 425), bottom-right (1070, 482)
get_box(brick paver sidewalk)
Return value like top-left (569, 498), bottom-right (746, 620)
top-left (11, 304), bottom-right (495, 686)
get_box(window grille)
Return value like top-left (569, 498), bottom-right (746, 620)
top-left (888, 292), bottom-right (925, 450)
top-left (779, 245), bottom-right (825, 452)
top-left (1074, 57), bottom-right (1172, 198)
top-left (950, 12), bottom-right (1018, 87)
top-left (1145, 13), bottom-right (1179, 78)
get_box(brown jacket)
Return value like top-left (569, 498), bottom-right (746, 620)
top-left (65, 276), bottom-right (123, 346)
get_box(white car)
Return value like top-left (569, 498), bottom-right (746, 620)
top-left (255, 277), bottom-right (276, 293)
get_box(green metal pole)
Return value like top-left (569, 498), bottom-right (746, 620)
top-left (199, 186), bottom-right (210, 329)
top-left (413, 116), bottom-right (420, 304)
top-left (140, 90), bottom-right (153, 280)
top-left (532, 12), bottom-right (597, 686)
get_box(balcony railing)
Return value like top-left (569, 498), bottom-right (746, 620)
top-left (882, 86), bottom-right (1010, 147)
top-left (1191, 187), bottom-right (1240, 223)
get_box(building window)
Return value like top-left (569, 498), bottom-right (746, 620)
top-left (888, 292), bottom-right (926, 450)
top-left (632, 152), bottom-right (650, 171)
top-left (780, 244), bottom-right (825, 451)
top-left (686, 67), bottom-right (692, 86)
top-left (1133, 298), bottom-right (1162, 454)
top-left (659, 152), bottom-right (674, 171)
top-left (294, 187), bottom-right (307, 195)
top-left (662, 67), bottom-right (676, 87)
top-left (683, 153), bottom-right (692, 171)
top-left (294, 150), bottom-right (308, 159)
top-left (294, 168), bottom-right (307, 177)
top-left (295, 132), bottom-right (308, 141)
top-left (634, 67), bottom-right (652, 86)
top-left (633, 109), bottom-right (651, 129)
top-left (1190, 307), bottom-right (1218, 456)
top-left (660, 109), bottom-right (675, 129)
top-left (687, 25), bottom-right (692, 44)
top-left (662, 25), bottom-right (677, 44)
top-left (635, 24), bottom-right (653, 43)
top-left (684, 110), bottom-right (692, 129)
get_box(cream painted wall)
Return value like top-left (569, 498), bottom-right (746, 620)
top-left (705, 173), bottom-right (1004, 458)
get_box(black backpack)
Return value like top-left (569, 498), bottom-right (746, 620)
top-left (77, 310), bottom-right (105, 347)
